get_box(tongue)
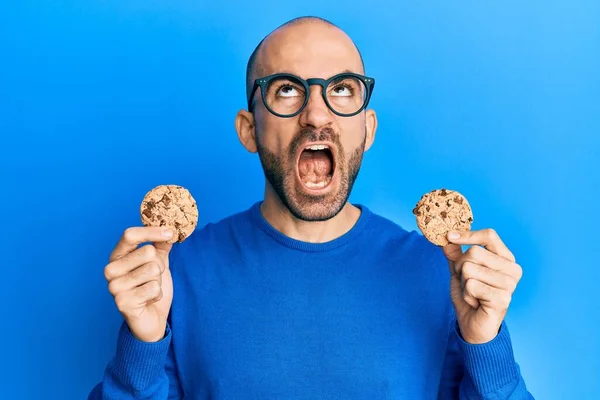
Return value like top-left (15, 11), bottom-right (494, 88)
top-left (298, 150), bottom-right (332, 182)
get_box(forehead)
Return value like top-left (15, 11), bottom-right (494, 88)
top-left (258, 23), bottom-right (364, 79)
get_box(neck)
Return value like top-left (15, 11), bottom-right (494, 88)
top-left (259, 185), bottom-right (361, 243)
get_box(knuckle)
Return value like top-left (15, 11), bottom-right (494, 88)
top-left (465, 246), bottom-right (480, 258)
top-left (514, 263), bottom-right (523, 280)
top-left (104, 264), bottom-right (113, 281)
top-left (486, 228), bottom-right (498, 240)
top-left (108, 280), bottom-right (118, 296)
top-left (123, 227), bottom-right (136, 243)
top-left (462, 262), bottom-right (475, 278)
top-left (143, 244), bottom-right (157, 259)
top-left (504, 276), bottom-right (517, 291)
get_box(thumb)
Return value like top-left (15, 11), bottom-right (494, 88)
top-left (153, 228), bottom-right (175, 255)
top-left (154, 240), bottom-right (173, 253)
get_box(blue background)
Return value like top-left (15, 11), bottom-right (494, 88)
top-left (1, 1), bottom-right (598, 398)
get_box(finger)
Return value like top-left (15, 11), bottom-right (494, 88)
top-left (459, 271), bottom-right (480, 309)
top-left (110, 226), bottom-right (174, 262)
top-left (464, 279), bottom-right (512, 310)
top-left (108, 261), bottom-right (163, 296)
top-left (442, 243), bottom-right (464, 283)
top-left (447, 228), bottom-right (515, 262)
top-left (105, 244), bottom-right (163, 282)
top-left (457, 246), bottom-right (523, 280)
top-left (460, 261), bottom-right (517, 291)
top-left (442, 243), bottom-right (464, 264)
top-left (114, 280), bottom-right (163, 312)
top-left (463, 290), bottom-right (480, 309)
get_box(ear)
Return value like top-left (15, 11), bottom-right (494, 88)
top-left (363, 109), bottom-right (378, 152)
top-left (235, 109), bottom-right (257, 153)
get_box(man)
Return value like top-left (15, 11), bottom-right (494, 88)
top-left (89, 16), bottom-right (533, 399)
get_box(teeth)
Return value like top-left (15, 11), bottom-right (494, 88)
top-left (305, 181), bottom-right (327, 188)
top-left (303, 175), bottom-right (332, 189)
top-left (306, 144), bottom-right (329, 151)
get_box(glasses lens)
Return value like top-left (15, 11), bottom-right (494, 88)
top-left (326, 75), bottom-right (367, 115)
top-left (264, 76), bottom-right (306, 116)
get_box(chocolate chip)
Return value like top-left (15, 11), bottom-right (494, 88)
top-left (412, 206), bottom-right (420, 215)
top-left (161, 194), bottom-right (172, 206)
top-left (426, 205), bottom-right (431, 212)
top-left (441, 211), bottom-right (447, 218)
top-left (192, 204), bottom-right (196, 208)
top-left (446, 200), bottom-right (451, 207)
top-left (160, 219), bottom-right (166, 226)
top-left (425, 216), bottom-right (431, 224)
top-left (435, 202), bottom-right (440, 207)
top-left (174, 222), bottom-right (181, 228)
top-left (440, 189), bottom-right (448, 196)
top-left (178, 232), bottom-right (185, 242)
top-left (146, 200), bottom-right (155, 209)
top-left (468, 217), bottom-right (473, 222)
top-left (142, 208), bottom-right (153, 219)
top-left (453, 196), bottom-right (463, 205)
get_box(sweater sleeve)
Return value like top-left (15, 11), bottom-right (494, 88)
top-left (87, 321), bottom-right (183, 400)
top-left (438, 317), bottom-right (534, 399)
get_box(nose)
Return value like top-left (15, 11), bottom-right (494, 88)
top-left (298, 85), bottom-right (333, 129)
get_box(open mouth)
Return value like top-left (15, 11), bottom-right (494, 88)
top-left (296, 144), bottom-right (336, 191)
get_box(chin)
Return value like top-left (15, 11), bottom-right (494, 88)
top-left (288, 201), bottom-right (346, 222)
top-left (282, 178), bottom-right (351, 222)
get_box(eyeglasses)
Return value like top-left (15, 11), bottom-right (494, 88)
top-left (247, 72), bottom-right (375, 118)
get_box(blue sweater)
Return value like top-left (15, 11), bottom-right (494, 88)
top-left (89, 202), bottom-right (533, 399)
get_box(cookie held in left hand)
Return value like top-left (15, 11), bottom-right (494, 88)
top-left (140, 185), bottom-right (199, 244)
top-left (413, 188), bottom-right (473, 246)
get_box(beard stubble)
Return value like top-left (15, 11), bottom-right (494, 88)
top-left (255, 125), bottom-right (366, 222)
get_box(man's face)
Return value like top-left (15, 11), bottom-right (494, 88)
top-left (250, 23), bottom-right (374, 221)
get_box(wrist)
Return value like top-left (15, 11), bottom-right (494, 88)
top-left (458, 321), bottom-right (502, 344)
top-left (124, 317), bottom-right (168, 343)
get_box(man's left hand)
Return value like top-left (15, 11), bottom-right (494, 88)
top-left (443, 229), bottom-right (523, 344)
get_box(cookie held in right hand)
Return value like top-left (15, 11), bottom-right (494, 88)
top-left (413, 188), bottom-right (473, 246)
top-left (140, 184), bottom-right (199, 244)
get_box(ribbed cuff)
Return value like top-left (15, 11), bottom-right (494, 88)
top-left (456, 321), bottom-right (519, 395)
top-left (111, 321), bottom-right (172, 392)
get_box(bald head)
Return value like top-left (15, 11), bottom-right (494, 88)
top-left (245, 16), bottom-right (366, 104)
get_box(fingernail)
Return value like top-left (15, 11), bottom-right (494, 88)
top-left (162, 228), bottom-right (173, 238)
top-left (448, 231), bottom-right (461, 240)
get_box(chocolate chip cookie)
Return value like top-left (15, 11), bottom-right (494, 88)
top-left (140, 185), bottom-right (198, 244)
top-left (413, 188), bottom-right (473, 246)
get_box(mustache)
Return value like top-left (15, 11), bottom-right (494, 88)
top-left (289, 127), bottom-right (340, 155)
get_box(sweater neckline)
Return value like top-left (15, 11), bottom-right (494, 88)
top-left (249, 201), bottom-right (372, 253)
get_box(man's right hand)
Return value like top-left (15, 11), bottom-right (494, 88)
top-left (104, 226), bottom-right (175, 342)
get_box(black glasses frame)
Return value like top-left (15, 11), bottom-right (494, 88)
top-left (247, 72), bottom-right (375, 118)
